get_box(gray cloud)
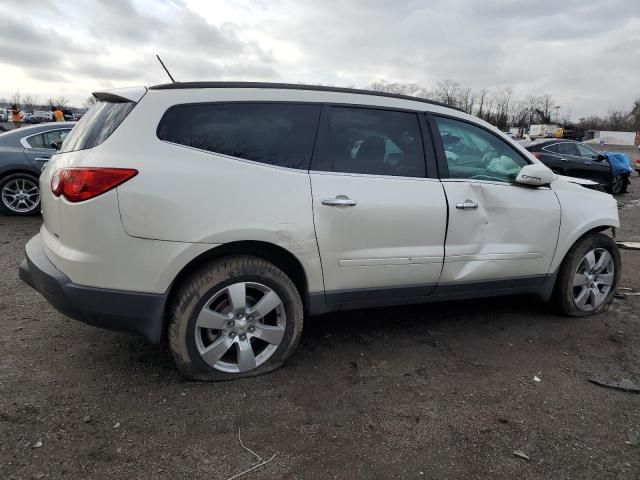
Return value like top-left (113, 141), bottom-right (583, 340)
top-left (0, 0), bottom-right (638, 117)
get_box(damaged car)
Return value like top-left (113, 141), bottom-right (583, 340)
top-left (20, 83), bottom-right (621, 381)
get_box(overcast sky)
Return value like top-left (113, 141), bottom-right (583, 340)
top-left (1, 0), bottom-right (638, 119)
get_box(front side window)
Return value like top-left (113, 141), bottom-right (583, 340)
top-left (576, 143), bottom-right (597, 158)
top-left (157, 103), bottom-right (321, 170)
top-left (42, 129), bottom-right (70, 148)
top-left (434, 116), bottom-right (527, 183)
top-left (324, 107), bottom-right (425, 177)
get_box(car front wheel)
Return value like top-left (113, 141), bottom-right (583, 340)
top-left (554, 233), bottom-right (620, 316)
top-left (168, 256), bottom-right (304, 381)
top-left (607, 174), bottom-right (628, 195)
top-left (0, 173), bottom-right (41, 216)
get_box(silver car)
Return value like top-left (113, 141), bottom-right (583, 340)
top-left (0, 122), bottom-right (75, 215)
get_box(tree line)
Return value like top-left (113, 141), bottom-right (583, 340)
top-left (0, 92), bottom-right (89, 113)
top-left (3, 84), bottom-right (639, 133)
top-left (368, 80), bottom-right (640, 133)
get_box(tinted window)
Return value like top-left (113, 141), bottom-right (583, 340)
top-left (576, 144), bottom-right (597, 158)
top-left (435, 116), bottom-right (528, 183)
top-left (26, 134), bottom-right (45, 148)
top-left (42, 129), bottom-right (70, 148)
top-left (556, 142), bottom-right (578, 156)
top-left (60, 101), bottom-right (135, 153)
top-left (324, 107), bottom-right (425, 177)
top-left (157, 103), bottom-right (321, 170)
top-left (544, 143), bottom-right (558, 153)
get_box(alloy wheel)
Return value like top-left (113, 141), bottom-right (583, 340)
top-left (572, 248), bottom-right (615, 311)
top-left (194, 282), bottom-right (286, 373)
top-left (1, 178), bottom-right (40, 213)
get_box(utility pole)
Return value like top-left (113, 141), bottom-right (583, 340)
top-left (555, 105), bottom-right (560, 124)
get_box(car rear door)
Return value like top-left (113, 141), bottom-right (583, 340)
top-left (429, 114), bottom-right (561, 288)
top-left (310, 106), bottom-right (447, 307)
top-left (22, 129), bottom-right (72, 171)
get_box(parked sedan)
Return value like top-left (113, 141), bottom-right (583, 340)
top-left (525, 139), bottom-right (629, 194)
top-left (0, 122), bottom-right (75, 215)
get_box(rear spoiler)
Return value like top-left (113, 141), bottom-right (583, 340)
top-left (92, 86), bottom-right (148, 103)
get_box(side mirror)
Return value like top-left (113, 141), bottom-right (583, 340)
top-left (50, 140), bottom-right (62, 151)
top-left (596, 154), bottom-right (606, 161)
top-left (515, 163), bottom-right (555, 187)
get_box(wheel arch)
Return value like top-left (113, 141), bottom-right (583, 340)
top-left (165, 240), bottom-right (311, 321)
top-left (550, 223), bottom-right (617, 276)
top-left (0, 168), bottom-right (41, 181)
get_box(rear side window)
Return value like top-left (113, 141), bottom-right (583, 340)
top-left (556, 142), bottom-right (578, 156)
top-left (60, 101), bottom-right (135, 153)
top-left (322, 107), bottom-right (425, 177)
top-left (543, 144), bottom-right (558, 153)
top-left (157, 103), bottom-right (321, 170)
top-left (26, 134), bottom-right (45, 148)
top-left (26, 129), bottom-right (71, 149)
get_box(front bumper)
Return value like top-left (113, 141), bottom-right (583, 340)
top-left (19, 234), bottom-right (167, 343)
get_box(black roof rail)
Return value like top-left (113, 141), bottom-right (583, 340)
top-left (148, 81), bottom-right (462, 111)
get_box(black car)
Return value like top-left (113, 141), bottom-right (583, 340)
top-left (525, 139), bottom-right (629, 194)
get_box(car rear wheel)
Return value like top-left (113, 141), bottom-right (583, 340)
top-left (0, 173), bottom-right (41, 216)
top-left (168, 256), bottom-right (304, 381)
top-left (554, 233), bottom-right (620, 316)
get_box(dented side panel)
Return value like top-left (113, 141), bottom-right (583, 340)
top-left (439, 180), bottom-right (561, 283)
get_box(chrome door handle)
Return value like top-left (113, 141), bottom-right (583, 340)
top-left (321, 195), bottom-right (357, 207)
top-left (456, 199), bottom-right (478, 210)
top-left (34, 157), bottom-right (50, 162)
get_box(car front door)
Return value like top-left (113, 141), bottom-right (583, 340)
top-left (310, 106), bottom-right (447, 307)
top-left (576, 143), bottom-right (611, 184)
top-left (429, 114), bottom-right (561, 289)
top-left (555, 142), bottom-right (597, 181)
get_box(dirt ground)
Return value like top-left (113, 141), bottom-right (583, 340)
top-left (1, 175), bottom-right (640, 480)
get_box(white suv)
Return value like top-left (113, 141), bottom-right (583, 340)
top-left (20, 82), bottom-right (621, 381)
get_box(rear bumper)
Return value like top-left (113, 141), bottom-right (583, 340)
top-left (19, 234), bottom-right (167, 343)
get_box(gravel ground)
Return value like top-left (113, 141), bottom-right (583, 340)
top-left (1, 176), bottom-right (640, 479)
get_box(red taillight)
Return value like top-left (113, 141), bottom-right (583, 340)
top-left (531, 151), bottom-right (542, 159)
top-left (51, 168), bottom-right (138, 202)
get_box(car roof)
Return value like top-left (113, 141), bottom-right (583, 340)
top-left (525, 138), bottom-right (577, 149)
top-left (148, 81), bottom-right (463, 112)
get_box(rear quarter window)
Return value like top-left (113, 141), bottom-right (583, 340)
top-left (156, 103), bottom-right (321, 170)
top-left (60, 101), bottom-right (135, 153)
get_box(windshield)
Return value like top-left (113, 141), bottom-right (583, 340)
top-left (60, 101), bottom-right (135, 153)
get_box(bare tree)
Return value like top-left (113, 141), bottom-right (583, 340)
top-left (432, 80), bottom-right (461, 107)
top-left (540, 94), bottom-right (554, 122)
top-left (55, 96), bottom-right (69, 108)
top-left (476, 89), bottom-right (488, 118)
top-left (368, 80), bottom-right (429, 98)
top-left (631, 98), bottom-right (640, 131)
top-left (10, 91), bottom-right (21, 107)
top-left (22, 95), bottom-right (39, 112)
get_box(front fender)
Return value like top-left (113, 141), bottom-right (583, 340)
top-left (550, 178), bottom-right (619, 272)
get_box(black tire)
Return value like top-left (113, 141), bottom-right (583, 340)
top-left (553, 232), bottom-right (621, 316)
top-left (0, 173), bottom-right (41, 216)
top-left (607, 174), bottom-right (626, 195)
top-left (168, 256), bottom-right (304, 381)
